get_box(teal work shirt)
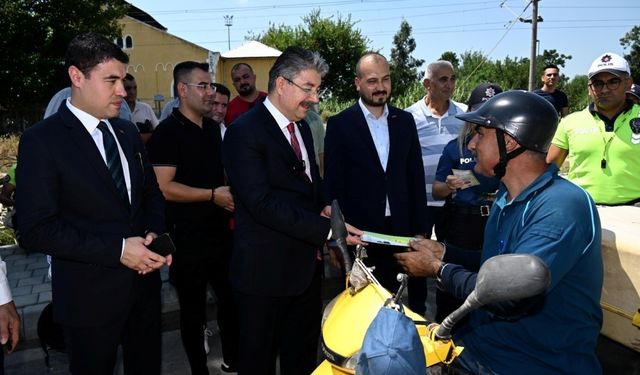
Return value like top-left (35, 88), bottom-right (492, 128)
top-left (448, 164), bottom-right (603, 374)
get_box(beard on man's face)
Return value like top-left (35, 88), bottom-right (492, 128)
top-left (360, 90), bottom-right (388, 107)
top-left (238, 84), bottom-right (255, 96)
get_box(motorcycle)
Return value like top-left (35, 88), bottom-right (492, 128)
top-left (313, 201), bottom-right (550, 374)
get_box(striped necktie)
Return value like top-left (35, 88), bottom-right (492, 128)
top-left (97, 121), bottom-right (129, 206)
top-left (286, 122), bottom-right (310, 182)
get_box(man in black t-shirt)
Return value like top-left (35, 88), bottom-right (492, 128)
top-left (146, 61), bottom-right (238, 374)
top-left (533, 63), bottom-right (569, 117)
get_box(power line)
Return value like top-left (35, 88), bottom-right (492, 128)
top-left (133, 0), bottom-right (495, 16)
top-left (455, 0), bottom-right (530, 93)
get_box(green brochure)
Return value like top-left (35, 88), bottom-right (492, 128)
top-left (361, 231), bottom-right (414, 247)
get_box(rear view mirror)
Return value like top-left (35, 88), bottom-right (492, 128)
top-left (436, 254), bottom-right (550, 339)
top-left (475, 254), bottom-right (550, 305)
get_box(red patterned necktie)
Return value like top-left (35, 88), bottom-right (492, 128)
top-left (286, 123), bottom-right (303, 161)
top-left (287, 123), bottom-right (319, 259)
top-left (286, 123), bottom-right (310, 182)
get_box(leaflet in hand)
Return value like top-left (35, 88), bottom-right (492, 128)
top-left (452, 169), bottom-right (480, 189)
top-left (361, 231), bottom-right (414, 247)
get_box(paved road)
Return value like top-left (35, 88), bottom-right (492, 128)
top-left (3, 244), bottom-right (639, 374)
top-left (5, 322), bottom-right (232, 375)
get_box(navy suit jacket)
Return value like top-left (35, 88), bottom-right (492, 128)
top-left (16, 103), bottom-right (165, 326)
top-left (324, 103), bottom-right (428, 236)
top-left (222, 102), bottom-right (330, 297)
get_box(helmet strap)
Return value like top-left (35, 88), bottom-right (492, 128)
top-left (493, 129), bottom-right (526, 179)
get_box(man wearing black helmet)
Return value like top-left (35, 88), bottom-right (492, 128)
top-left (396, 91), bottom-right (603, 374)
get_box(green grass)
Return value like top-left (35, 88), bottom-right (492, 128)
top-left (0, 227), bottom-right (16, 246)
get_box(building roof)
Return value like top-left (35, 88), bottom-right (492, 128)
top-left (221, 41), bottom-right (282, 59)
top-left (126, 3), bottom-right (166, 31)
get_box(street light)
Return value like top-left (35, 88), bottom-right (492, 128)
top-left (224, 15), bottom-right (233, 51)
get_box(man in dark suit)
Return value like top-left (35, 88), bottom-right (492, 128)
top-left (16, 32), bottom-right (168, 375)
top-left (324, 52), bottom-right (429, 314)
top-left (222, 46), bottom-right (363, 375)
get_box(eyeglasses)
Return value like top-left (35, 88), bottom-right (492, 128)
top-left (588, 78), bottom-right (623, 91)
top-left (182, 82), bottom-right (217, 93)
top-left (282, 76), bottom-right (326, 98)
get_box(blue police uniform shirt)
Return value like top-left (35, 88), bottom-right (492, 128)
top-left (443, 164), bottom-right (603, 374)
top-left (435, 137), bottom-right (499, 206)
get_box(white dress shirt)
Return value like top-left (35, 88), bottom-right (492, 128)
top-left (263, 97), bottom-right (312, 181)
top-left (66, 99), bottom-right (132, 202)
top-left (358, 98), bottom-right (391, 216)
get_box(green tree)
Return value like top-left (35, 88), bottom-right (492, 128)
top-left (0, 0), bottom-right (127, 121)
top-left (454, 51), bottom-right (496, 102)
top-left (564, 75), bottom-right (589, 113)
top-left (439, 51), bottom-right (460, 69)
top-left (252, 9), bottom-right (370, 102)
top-left (620, 26), bottom-right (640, 83)
top-left (536, 49), bottom-right (572, 88)
top-left (494, 56), bottom-right (530, 90)
top-left (539, 49), bottom-right (572, 69)
top-left (389, 20), bottom-right (424, 100)
top-left (255, 24), bottom-right (301, 51)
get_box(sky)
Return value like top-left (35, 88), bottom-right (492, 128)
top-left (128, 0), bottom-right (639, 79)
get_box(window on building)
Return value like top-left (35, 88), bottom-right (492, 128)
top-left (125, 36), bottom-right (133, 49)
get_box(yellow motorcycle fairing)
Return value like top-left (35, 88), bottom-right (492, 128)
top-left (322, 282), bottom-right (424, 359)
top-left (318, 280), bottom-right (462, 374)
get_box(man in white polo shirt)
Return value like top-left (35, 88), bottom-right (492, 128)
top-left (405, 60), bottom-right (466, 320)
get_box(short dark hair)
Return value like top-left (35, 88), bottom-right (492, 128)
top-left (173, 61), bottom-right (209, 85)
top-left (213, 83), bottom-right (231, 99)
top-left (355, 51), bottom-right (388, 78)
top-left (124, 73), bottom-right (135, 81)
top-left (267, 46), bottom-right (328, 93)
top-left (231, 63), bottom-right (254, 74)
top-left (65, 32), bottom-right (129, 77)
top-left (543, 64), bottom-right (559, 72)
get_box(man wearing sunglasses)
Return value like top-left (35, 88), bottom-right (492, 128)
top-left (548, 52), bottom-right (640, 206)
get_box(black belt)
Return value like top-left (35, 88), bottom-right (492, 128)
top-left (446, 204), bottom-right (491, 217)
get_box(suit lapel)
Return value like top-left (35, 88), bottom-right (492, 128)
top-left (386, 107), bottom-right (401, 174)
top-left (258, 103), bottom-right (305, 168)
top-left (352, 104), bottom-right (386, 174)
top-left (59, 106), bottom-right (130, 213)
top-left (298, 120), bottom-right (315, 166)
top-left (112, 121), bottom-right (139, 213)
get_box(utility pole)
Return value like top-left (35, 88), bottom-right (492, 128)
top-left (528, 0), bottom-right (539, 91)
top-left (224, 15), bottom-right (233, 51)
top-left (520, 0), bottom-right (542, 91)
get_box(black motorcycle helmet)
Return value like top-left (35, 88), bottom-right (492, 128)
top-left (456, 90), bottom-right (559, 178)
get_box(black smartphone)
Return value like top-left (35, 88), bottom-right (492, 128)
top-left (147, 233), bottom-right (176, 256)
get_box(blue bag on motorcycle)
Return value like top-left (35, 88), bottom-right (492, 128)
top-left (356, 306), bottom-right (426, 375)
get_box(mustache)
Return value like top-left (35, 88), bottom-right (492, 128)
top-left (302, 101), bottom-right (315, 108)
top-left (373, 91), bottom-right (387, 96)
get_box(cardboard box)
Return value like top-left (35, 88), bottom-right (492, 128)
top-left (598, 206), bottom-right (640, 352)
